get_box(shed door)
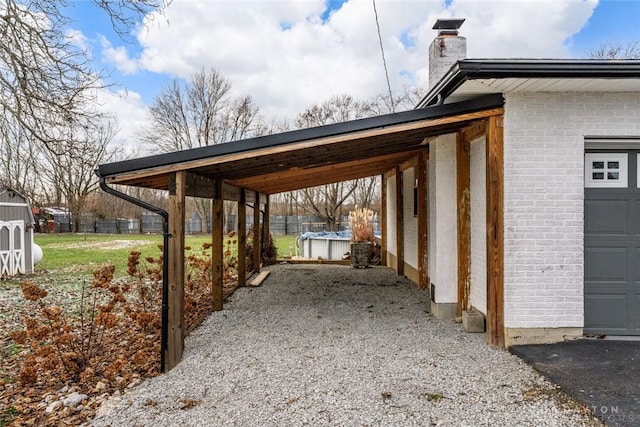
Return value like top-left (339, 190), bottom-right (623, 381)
top-left (0, 220), bottom-right (25, 276)
top-left (584, 151), bottom-right (640, 335)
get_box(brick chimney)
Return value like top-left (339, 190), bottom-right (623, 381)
top-left (429, 18), bottom-right (466, 90)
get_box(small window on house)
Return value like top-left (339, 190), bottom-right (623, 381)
top-left (585, 153), bottom-right (628, 188)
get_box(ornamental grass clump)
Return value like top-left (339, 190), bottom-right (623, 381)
top-left (348, 207), bottom-right (376, 243)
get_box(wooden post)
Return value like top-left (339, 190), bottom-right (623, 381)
top-left (395, 166), bottom-right (404, 276)
top-left (253, 192), bottom-right (261, 273)
top-left (486, 115), bottom-right (505, 347)
top-left (238, 188), bottom-right (247, 287)
top-left (211, 180), bottom-right (224, 312)
top-left (457, 131), bottom-right (471, 316)
top-left (262, 195), bottom-right (270, 257)
top-left (380, 174), bottom-right (387, 266)
top-left (417, 151), bottom-right (429, 289)
top-left (166, 171), bottom-right (185, 371)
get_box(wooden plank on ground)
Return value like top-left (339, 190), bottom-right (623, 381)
top-left (249, 270), bottom-right (270, 287)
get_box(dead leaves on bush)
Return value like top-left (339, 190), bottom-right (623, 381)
top-left (2, 242), bottom-right (240, 426)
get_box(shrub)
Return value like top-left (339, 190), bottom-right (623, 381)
top-left (349, 207), bottom-right (376, 243)
top-left (246, 226), bottom-right (278, 269)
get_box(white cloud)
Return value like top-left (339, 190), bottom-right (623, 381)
top-left (100, 35), bottom-right (139, 75)
top-left (102, 0), bottom-right (599, 124)
top-left (95, 88), bottom-right (149, 148)
top-left (447, 0), bottom-right (598, 58)
top-left (67, 29), bottom-right (90, 53)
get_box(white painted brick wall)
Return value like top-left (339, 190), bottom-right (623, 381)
top-left (429, 134), bottom-right (458, 303)
top-left (403, 167), bottom-right (418, 268)
top-left (504, 92), bottom-right (640, 329)
top-left (470, 136), bottom-right (487, 315)
top-left (386, 175), bottom-right (397, 256)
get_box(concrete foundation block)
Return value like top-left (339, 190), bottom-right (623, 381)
top-left (462, 310), bottom-right (485, 333)
top-left (431, 302), bottom-right (457, 320)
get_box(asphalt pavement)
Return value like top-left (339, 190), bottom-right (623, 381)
top-left (510, 339), bottom-right (640, 427)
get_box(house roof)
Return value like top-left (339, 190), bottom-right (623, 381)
top-left (418, 59), bottom-right (640, 107)
top-left (96, 93), bottom-right (504, 195)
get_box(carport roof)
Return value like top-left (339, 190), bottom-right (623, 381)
top-left (96, 93), bottom-right (504, 195)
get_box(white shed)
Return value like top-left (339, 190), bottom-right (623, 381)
top-left (0, 187), bottom-right (36, 276)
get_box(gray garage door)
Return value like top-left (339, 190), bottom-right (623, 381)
top-left (584, 150), bottom-right (640, 335)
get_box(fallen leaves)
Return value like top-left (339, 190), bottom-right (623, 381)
top-left (179, 398), bottom-right (202, 410)
top-left (1, 242), bottom-right (243, 426)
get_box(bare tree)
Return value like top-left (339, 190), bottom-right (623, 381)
top-left (352, 177), bottom-right (380, 210)
top-left (295, 94), bottom-right (371, 127)
top-left (1, 0), bottom-right (97, 155)
top-left (0, 0), bottom-right (165, 157)
top-left (0, 0), bottom-right (167, 220)
top-left (293, 95), bottom-right (373, 230)
top-left (366, 86), bottom-right (428, 115)
top-left (298, 183), bottom-right (356, 231)
top-left (589, 41), bottom-right (640, 59)
top-left (141, 67), bottom-right (262, 152)
top-left (42, 122), bottom-right (120, 231)
top-left (142, 67), bottom-right (266, 232)
top-left (0, 113), bottom-right (46, 203)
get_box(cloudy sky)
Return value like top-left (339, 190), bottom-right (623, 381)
top-left (65, 0), bottom-right (639, 145)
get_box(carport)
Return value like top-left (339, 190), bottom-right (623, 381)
top-left (95, 93), bottom-right (505, 372)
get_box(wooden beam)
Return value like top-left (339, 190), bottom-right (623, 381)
top-left (486, 115), bottom-right (505, 348)
top-left (395, 166), bottom-right (404, 276)
top-left (384, 169), bottom-right (396, 179)
top-left (237, 188), bottom-right (247, 287)
top-left (106, 108), bottom-right (505, 186)
top-left (244, 190), bottom-right (268, 205)
top-left (399, 156), bottom-right (418, 171)
top-left (253, 192), bottom-right (261, 273)
top-left (222, 182), bottom-right (242, 202)
top-left (211, 180), bottom-right (224, 311)
top-left (166, 171), bottom-right (186, 371)
top-left (462, 120), bottom-right (487, 143)
top-left (417, 151), bottom-right (428, 289)
top-left (262, 195), bottom-right (270, 257)
top-left (183, 173), bottom-right (245, 201)
top-left (380, 173), bottom-right (387, 266)
top-left (457, 131), bottom-right (471, 316)
top-left (230, 150), bottom-right (422, 193)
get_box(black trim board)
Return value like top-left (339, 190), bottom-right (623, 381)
top-left (96, 93), bottom-right (504, 178)
top-left (418, 59), bottom-right (640, 108)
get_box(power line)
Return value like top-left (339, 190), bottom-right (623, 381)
top-left (372, 0), bottom-right (394, 112)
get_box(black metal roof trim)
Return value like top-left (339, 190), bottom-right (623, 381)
top-left (96, 93), bottom-right (504, 178)
top-left (418, 59), bottom-right (640, 108)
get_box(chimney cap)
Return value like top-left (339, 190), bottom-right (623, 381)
top-left (432, 18), bottom-right (465, 36)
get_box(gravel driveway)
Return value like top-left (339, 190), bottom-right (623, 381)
top-left (92, 264), bottom-right (600, 426)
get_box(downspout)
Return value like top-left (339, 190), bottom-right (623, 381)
top-left (98, 178), bottom-right (170, 373)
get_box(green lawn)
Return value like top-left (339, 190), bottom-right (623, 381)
top-left (33, 233), bottom-right (296, 278)
top-left (274, 235), bottom-right (297, 258)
